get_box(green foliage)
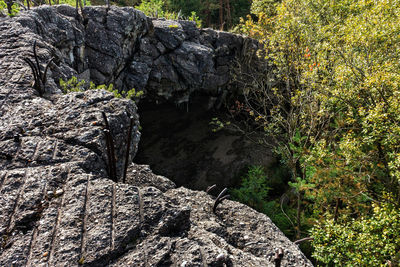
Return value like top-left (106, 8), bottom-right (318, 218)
top-left (135, 0), bottom-right (202, 27)
top-left (187, 11), bottom-right (202, 28)
top-left (56, 0), bottom-right (92, 6)
top-left (312, 196), bottom-right (400, 266)
top-left (60, 76), bottom-right (86, 93)
top-left (232, 166), bottom-right (297, 238)
top-left (135, 0), bottom-right (165, 17)
top-left (165, 0), bottom-right (201, 18)
top-left (0, 0), bottom-right (7, 13)
top-left (232, 166), bottom-right (271, 211)
top-left (59, 77), bottom-right (143, 101)
top-left (0, 0), bottom-right (19, 17)
top-left (237, 0), bottom-right (400, 263)
top-left (250, 0), bottom-right (281, 17)
top-left (209, 117), bottom-right (230, 132)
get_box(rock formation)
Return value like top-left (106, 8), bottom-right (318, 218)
top-left (0, 6), bottom-right (312, 266)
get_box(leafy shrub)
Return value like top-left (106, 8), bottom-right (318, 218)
top-left (250, 0), bottom-right (281, 17)
top-left (59, 76), bottom-right (143, 100)
top-left (237, 0), bottom-right (400, 263)
top-left (232, 166), bottom-right (270, 211)
top-left (56, 0), bottom-right (92, 6)
top-left (312, 196), bottom-right (400, 266)
top-left (232, 166), bottom-right (297, 238)
top-left (135, 0), bottom-right (165, 17)
top-left (135, 0), bottom-right (202, 28)
top-left (0, 0), bottom-right (19, 17)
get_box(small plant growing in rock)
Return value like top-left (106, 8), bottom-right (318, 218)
top-left (60, 76), bottom-right (143, 101)
top-left (59, 76), bottom-right (86, 92)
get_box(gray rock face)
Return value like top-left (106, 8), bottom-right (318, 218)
top-left (9, 5), bottom-right (261, 104)
top-left (0, 6), bottom-right (312, 266)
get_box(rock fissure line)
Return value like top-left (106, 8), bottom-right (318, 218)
top-left (3, 171), bottom-right (27, 235)
top-left (110, 183), bottom-right (116, 251)
top-left (47, 181), bottom-right (66, 264)
top-left (79, 173), bottom-right (90, 263)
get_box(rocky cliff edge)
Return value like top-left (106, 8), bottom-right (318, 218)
top-left (0, 6), bottom-right (312, 266)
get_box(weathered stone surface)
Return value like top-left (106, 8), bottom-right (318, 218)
top-left (126, 163), bottom-right (175, 192)
top-left (0, 6), bottom-right (312, 266)
top-left (3, 5), bottom-right (262, 105)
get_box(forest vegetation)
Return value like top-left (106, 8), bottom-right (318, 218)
top-left (234, 0), bottom-right (400, 265)
top-left (1, 0), bottom-right (400, 265)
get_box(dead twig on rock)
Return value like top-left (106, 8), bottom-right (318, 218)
top-left (274, 248), bottom-right (284, 267)
top-left (294, 237), bottom-right (314, 245)
top-left (102, 112), bottom-right (117, 182)
top-left (213, 188), bottom-right (230, 214)
top-left (23, 41), bottom-right (54, 97)
top-left (123, 116), bottom-right (134, 183)
top-left (206, 184), bottom-right (216, 194)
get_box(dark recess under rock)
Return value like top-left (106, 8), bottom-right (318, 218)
top-left (135, 94), bottom-right (275, 192)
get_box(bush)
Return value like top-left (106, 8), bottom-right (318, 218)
top-left (231, 166), bottom-right (270, 211)
top-left (312, 197), bottom-right (400, 266)
top-left (0, 0), bottom-right (19, 17)
top-left (232, 166), bottom-right (297, 238)
top-left (135, 0), bottom-right (202, 27)
top-left (236, 0), bottom-right (400, 263)
top-left (59, 76), bottom-right (143, 100)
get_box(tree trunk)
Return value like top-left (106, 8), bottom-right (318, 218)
top-left (224, 0), bottom-right (231, 29)
top-left (334, 198), bottom-right (341, 222)
top-left (204, 0), bottom-right (211, 27)
top-left (219, 0), bottom-right (224, 30)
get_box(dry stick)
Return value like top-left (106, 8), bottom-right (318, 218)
top-left (123, 116), bottom-right (134, 183)
top-left (33, 41), bottom-right (42, 80)
top-left (23, 58), bottom-right (39, 83)
top-left (206, 184), bottom-right (216, 194)
top-left (274, 248), bottom-right (284, 267)
top-left (213, 188), bottom-right (228, 214)
top-left (103, 129), bottom-right (113, 181)
top-left (106, 130), bottom-right (117, 182)
top-left (293, 237), bottom-right (314, 245)
top-left (102, 112), bottom-right (117, 182)
top-left (23, 58), bottom-right (42, 96)
top-left (24, 42), bottom-right (54, 97)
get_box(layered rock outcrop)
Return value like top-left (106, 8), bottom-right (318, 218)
top-left (0, 6), bottom-right (312, 266)
top-left (12, 4), bottom-right (259, 104)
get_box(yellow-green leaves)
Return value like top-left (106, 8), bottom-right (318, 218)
top-left (60, 77), bottom-right (143, 101)
top-left (238, 0), bottom-right (400, 264)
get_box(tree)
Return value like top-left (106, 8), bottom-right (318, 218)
top-left (236, 0), bottom-right (400, 262)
